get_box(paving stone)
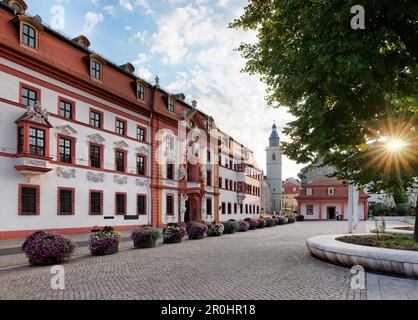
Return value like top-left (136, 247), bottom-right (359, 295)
top-left (0, 221), bottom-right (411, 300)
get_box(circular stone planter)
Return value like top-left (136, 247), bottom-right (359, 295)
top-left (306, 234), bottom-right (418, 278)
top-left (371, 228), bottom-right (414, 235)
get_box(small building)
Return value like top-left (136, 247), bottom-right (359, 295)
top-left (296, 159), bottom-right (368, 220)
top-left (282, 178), bottom-right (300, 213)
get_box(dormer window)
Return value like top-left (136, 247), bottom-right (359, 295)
top-left (22, 24), bottom-right (36, 49)
top-left (91, 60), bottom-right (102, 80)
top-left (10, 0), bottom-right (27, 13)
top-left (168, 98), bottom-right (175, 112)
top-left (87, 54), bottom-right (106, 81)
top-left (12, 3), bottom-right (22, 12)
top-left (14, 15), bottom-right (43, 51)
top-left (73, 35), bottom-right (91, 49)
top-left (137, 83), bottom-right (145, 100)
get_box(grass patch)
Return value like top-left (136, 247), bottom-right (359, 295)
top-left (393, 227), bottom-right (415, 231)
top-left (337, 234), bottom-right (418, 251)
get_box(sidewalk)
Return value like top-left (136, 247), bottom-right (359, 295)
top-left (367, 273), bottom-right (418, 300)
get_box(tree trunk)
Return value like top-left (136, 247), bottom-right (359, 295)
top-left (414, 196), bottom-right (418, 242)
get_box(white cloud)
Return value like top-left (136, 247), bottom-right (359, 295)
top-left (129, 31), bottom-right (149, 44)
top-left (119, 0), bottom-right (153, 15)
top-left (81, 11), bottom-right (104, 35)
top-left (132, 52), bottom-right (150, 65)
top-left (119, 0), bottom-right (134, 11)
top-left (137, 67), bottom-right (152, 81)
top-left (150, 6), bottom-right (216, 65)
top-left (156, 2), bottom-right (304, 177)
top-left (104, 5), bottom-right (115, 16)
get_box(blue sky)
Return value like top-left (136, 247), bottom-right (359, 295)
top-left (25, 0), bottom-right (305, 179)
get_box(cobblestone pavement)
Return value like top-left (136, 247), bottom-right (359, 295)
top-left (0, 222), bottom-right (370, 300)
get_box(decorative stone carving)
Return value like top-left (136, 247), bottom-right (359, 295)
top-left (201, 195), bottom-right (207, 220)
top-left (87, 133), bottom-right (105, 144)
top-left (114, 140), bottom-right (129, 150)
top-left (166, 215), bottom-right (176, 224)
top-left (87, 172), bottom-right (105, 183)
top-left (178, 165), bottom-right (187, 181)
top-left (56, 125), bottom-right (78, 136)
top-left (56, 167), bottom-right (76, 179)
top-left (180, 193), bottom-right (188, 223)
top-left (136, 179), bottom-right (149, 187)
top-left (27, 159), bottom-right (47, 167)
top-left (200, 170), bottom-right (207, 184)
top-left (165, 180), bottom-right (177, 187)
top-left (113, 175), bottom-right (128, 185)
top-left (26, 102), bottom-right (49, 124)
top-left (136, 146), bottom-right (149, 156)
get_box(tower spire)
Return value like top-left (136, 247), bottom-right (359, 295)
top-left (269, 122), bottom-right (280, 147)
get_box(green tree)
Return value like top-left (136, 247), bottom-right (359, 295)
top-left (391, 186), bottom-right (408, 205)
top-left (231, 0), bottom-right (418, 240)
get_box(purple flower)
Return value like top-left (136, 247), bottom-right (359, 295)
top-left (22, 231), bottom-right (74, 266)
top-left (89, 227), bottom-right (121, 255)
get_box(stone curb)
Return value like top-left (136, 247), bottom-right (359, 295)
top-left (371, 228), bottom-right (413, 235)
top-left (306, 234), bottom-right (418, 278)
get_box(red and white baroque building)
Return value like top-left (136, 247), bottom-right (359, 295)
top-left (0, 1), bottom-right (262, 239)
top-left (296, 159), bottom-right (368, 221)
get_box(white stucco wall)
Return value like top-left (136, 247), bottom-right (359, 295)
top-left (0, 60), bottom-right (152, 233)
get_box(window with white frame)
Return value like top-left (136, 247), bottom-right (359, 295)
top-left (328, 187), bottom-right (335, 196)
top-left (306, 188), bottom-right (312, 196)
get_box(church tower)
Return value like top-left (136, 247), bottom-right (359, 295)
top-left (266, 123), bottom-right (282, 214)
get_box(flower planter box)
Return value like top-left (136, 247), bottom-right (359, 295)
top-left (134, 239), bottom-right (157, 249)
top-left (163, 238), bottom-right (183, 244)
top-left (188, 233), bottom-right (205, 240)
top-left (92, 244), bottom-right (119, 256)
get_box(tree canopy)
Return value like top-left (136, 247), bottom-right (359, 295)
top-left (230, 0), bottom-right (418, 191)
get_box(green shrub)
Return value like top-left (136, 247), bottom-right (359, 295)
top-left (237, 221), bottom-right (250, 232)
top-left (277, 216), bottom-right (288, 225)
top-left (264, 218), bottom-right (275, 227)
top-left (207, 223), bottom-right (224, 237)
top-left (394, 204), bottom-right (409, 215)
top-left (222, 221), bottom-right (237, 234)
top-left (371, 204), bottom-right (394, 216)
top-left (287, 217), bottom-right (296, 224)
top-left (257, 219), bottom-right (266, 228)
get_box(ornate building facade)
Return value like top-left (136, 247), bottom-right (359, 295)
top-left (0, 1), bottom-right (262, 239)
